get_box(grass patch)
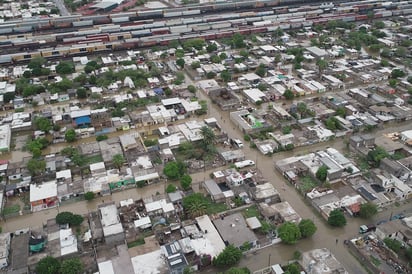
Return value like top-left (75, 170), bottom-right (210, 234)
top-left (206, 198), bottom-right (228, 215)
top-left (370, 255), bottom-right (381, 267)
top-left (300, 176), bottom-right (319, 193)
top-left (242, 205), bottom-right (260, 218)
top-left (85, 155), bottom-right (104, 165)
top-left (2, 204), bottom-right (21, 215)
top-left (128, 238), bottom-right (145, 248)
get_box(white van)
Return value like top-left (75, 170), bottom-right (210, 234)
top-left (232, 138), bottom-right (244, 148)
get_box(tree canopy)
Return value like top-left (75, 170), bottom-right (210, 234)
top-left (328, 209), bottom-right (347, 227)
top-left (36, 256), bottom-right (60, 274)
top-left (34, 117), bottom-right (52, 133)
top-left (65, 129), bottom-right (77, 142)
top-left (182, 193), bottom-right (208, 218)
top-left (298, 219), bottom-right (317, 238)
top-left (367, 146), bottom-right (389, 167)
top-left (163, 161), bottom-right (186, 180)
top-left (56, 211), bottom-right (84, 226)
top-left (316, 165), bottom-right (329, 182)
top-left (278, 222), bottom-right (301, 244)
top-left (180, 174), bottom-right (192, 191)
top-left (112, 154), bottom-right (125, 170)
top-left (27, 158), bottom-right (46, 176)
top-left (60, 258), bottom-right (84, 274)
top-left (359, 203), bottom-right (378, 219)
top-left (213, 244), bottom-right (243, 267)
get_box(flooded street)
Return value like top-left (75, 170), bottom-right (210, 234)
top-left (1, 75), bottom-right (412, 273)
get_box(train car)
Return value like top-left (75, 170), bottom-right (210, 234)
top-left (119, 38), bottom-right (140, 50)
top-left (164, 11), bottom-right (183, 18)
top-left (93, 16), bottom-right (111, 25)
top-left (215, 29), bottom-right (234, 39)
top-left (191, 23), bottom-right (211, 32)
top-left (138, 9), bottom-right (163, 19)
top-left (53, 18), bottom-right (73, 28)
top-left (13, 26), bottom-right (33, 33)
top-left (131, 29), bottom-right (152, 38)
top-left (87, 34), bottom-right (110, 42)
top-left (199, 31), bottom-right (217, 40)
top-left (73, 20), bottom-right (94, 27)
top-left (13, 39), bottom-right (40, 51)
top-left (111, 16), bottom-right (130, 23)
top-left (109, 32), bottom-right (132, 41)
top-left (151, 27), bottom-right (170, 35)
top-left (182, 10), bottom-right (201, 16)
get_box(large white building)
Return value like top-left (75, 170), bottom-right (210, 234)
top-left (0, 125), bottom-right (11, 152)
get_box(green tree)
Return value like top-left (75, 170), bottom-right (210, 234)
top-left (28, 56), bottom-right (47, 70)
top-left (60, 258), bottom-right (84, 274)
top-left (206, 43), bottom-right (218, 53)
top-left (166, 184), bottom-right (177, 193)
top-left (316, 165), bottom-right (329, 182)
top-left (191, 61), bottom-right (200, 69)
top-left (220, 70), bottom-right (232, 82)
top-left (163, 161), bottom-right (186, 180)
top-left (316, 59), bottom-right (328, 76)
top-left (176, 58), bottom-right (185, 69)
top-left (284, 89), bottom-right (294, 100)
top-left (34, 117), bottom-right (52, 133)
top-left (336, 107), bottom-right (346, 118)
top-left (27, 158), bottom-right (46, 176)
top-left (180, 174), bottom-right (192, 191)
top-left (213, 244), bottom-right (242, 267)
top-left (200, 126), bottom-right (216, 150)
top-left (298, 219), bottom-right (317, 238)
top-left (282, 126), bottom-right (291, 135)
top-left (210, 55), bottom-right (221, 64)
top-left (182, 193), bottom-right (208, 218)
top-left (84, 191), bottom-right (95, 201)
top-left (359, 203), bottom-right (378, 219)
top-left (65, 129), bottom-right (77, 142)
top-left (285, 263), bottom-right (300, 274)
top-left (35, 256), bottom-right (60, 274)
top-left (76, 88), bottom-right (87, 99)
top-left (383, 238), bottom-right (402, 253)
top-left (328, 209), bottom-right (347, 227)
top-left (278, 222), bottom-right (301, 244)
top-left (367, 146), bottom-right (389, 167)
top-left (56, 211), bottom-right (84, 226)
top-left (112, 154), bottom-right (125, 170)
top-left (188, 85), bottom-right (196, 93)
top-left (56, 61), bottom-right (75, 74)
top-left (232, 33), bottom-right (246, 48)
top-left (255, 64), bottom-right (266, 77)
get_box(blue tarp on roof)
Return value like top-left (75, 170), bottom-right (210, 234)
top-left (75, 116), bottom-right (91, 125)
top-left (154, 88), bottom-right (163, 95)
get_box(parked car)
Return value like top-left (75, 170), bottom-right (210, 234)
top-left (390, 213), bottom-right (405, 221)
top-left (359, 224), bottom-right (376, 234)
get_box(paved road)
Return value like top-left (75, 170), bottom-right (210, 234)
top-left (53, 0), bottom-right (70, 16)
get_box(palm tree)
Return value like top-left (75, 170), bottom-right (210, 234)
top-left (112, 154), bottom-right (125, 170)
top-left (200, 126), bottom-right (216, 149)
top-left (187, 200), bottom-right (207, 218)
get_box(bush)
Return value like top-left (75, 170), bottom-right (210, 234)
top-left (56, 211), bottom-right (84, 226)
top-left (328, 209), bottom-right (347, 227)
top-left (383, 238), bottom-right (402, 253)
top-left (166, 184), bottom-right (177, 193)
top-left (96, 135), bottom-right (108, 142)
top-left (84, 191), bottom-right (95, 201)
top-left (213, 245), bottom-right (242, 267)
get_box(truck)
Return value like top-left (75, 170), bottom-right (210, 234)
top-left (359, 224), bottom-right (376, 234)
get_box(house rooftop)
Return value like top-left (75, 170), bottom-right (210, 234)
top-left (212, 213), bottom-right (257, 248)
top-left (30, 181), bottom-right (57, 202)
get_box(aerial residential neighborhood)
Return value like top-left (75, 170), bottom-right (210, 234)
top-left (0, 0), bottom-right (412, 274)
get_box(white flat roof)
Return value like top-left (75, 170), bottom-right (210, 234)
top-left (60, 228), bottom-right (78, 256)
top-left (134, 216), bottom-right (152, 228)
top-left (195, 215), bottom-right (225, 258)
top-left (30, 181), bottom-right (57, 202)
top-left (90, 162), bottom-right (105, 171)
top-left (161, 97), bottom-right (181, 106)
top-left (131, 249), bottom-right (166, 274)
top-left (56, 169), bottom-right (71, 180)
top-left (98, 260), bottom-right (115, 274)
top-left (100, 204), bottom-right (120, 227)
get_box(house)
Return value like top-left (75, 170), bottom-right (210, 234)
top-left (0, 233), bottom-right (10, 270)
top-left (161, 241), bottom-right (189, 274)
top-left (194, 215), bottom-right (226, 258)
top-left (30, 181), bottom-right (58, 212)
top-left (119, 134), bottom-right (138, 151)
top-left (0, 125), bottom-right (11, 152)
top-left (371, 170), bottom-right (412, 200)
top-left (99, 203), bottom-right (124, 245)
top-left (249, 183), bottom-right (281, 204)
top-left (269, 201), bottom-right (302, 224)
top-left (300, 248), bottom-right (348, 274)
top-left (212, 213), bottom-right (258, 248)
top-left (203, 179), bottom-right (225, 202)
top-left (70, 109), bottom-right (91, 128)
top-left (60, 228), bottom-right (78, 256)
top-left (375, 219), bottom-right (410, 243)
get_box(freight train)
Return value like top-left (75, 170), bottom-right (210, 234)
top-left (1, 5), bottom-right (410, 63)
top-left (1, 0), bottom-right (410, 36)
